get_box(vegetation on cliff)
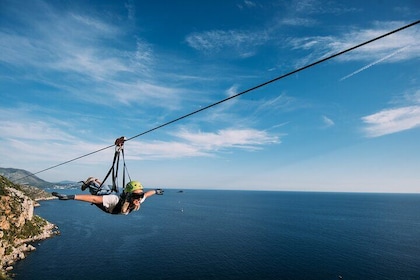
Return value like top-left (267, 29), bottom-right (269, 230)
top-left (0, 175), bottom-right (58, 278)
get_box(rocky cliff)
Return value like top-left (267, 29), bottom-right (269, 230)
top-left (0, 175), bottom-right (58, 279)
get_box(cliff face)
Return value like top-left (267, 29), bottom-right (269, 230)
top-left (0, 187), bottom-right (34, 230)
top-left (0, 175), bottom-right (58, 278)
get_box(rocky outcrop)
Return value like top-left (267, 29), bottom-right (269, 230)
top-left (0, 176), bottom-right (59, 278)
top-left (0, 187), bottom-right (34, 229)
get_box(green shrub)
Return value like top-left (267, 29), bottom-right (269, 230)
top-left (17, 216), bottom-right (47, 239)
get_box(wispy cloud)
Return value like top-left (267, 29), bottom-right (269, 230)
top-left (0, 114), bottom-right (111, 169)
top-left (237, 0), bottom-right (258, 9)
top-left (335, 22), bottom-right (419, 61)
top-left (290, 0), bottom-right (359, 15)
top-left (106, 80), bottom-right (183, 108)
top-left (174, 128), bottom-right (279, 151)
top-left (254, 93), bottom-right (306, 115)
top-left (125, 128), bottom-right (279, 160)
top-left (362, 106), bottom-right (420, 137)
top-left (0, 105), bottom-right (279, 166)
top-left (0, 1), bottom-right (184, 111)
top-left (274, 0), bottom-right (358, 29)
top-left (0, 120), bottom-right (74, 142)
top-left (125, 0), bottom-right (136, 21)
top-left (322, 115), bottom-right (335, 128)
top-left (125, 140), bottom-right (209, 160)
top-left (287, 21), bottom-right (419, 66)
top-left (0, 0), bottom-right (281, 170)
top-left (280, 17), bottom-right (317, 27)
top-left (185, 29), bottom-right (270, 58)
top-left (340, 45), bottom-right (410, 81)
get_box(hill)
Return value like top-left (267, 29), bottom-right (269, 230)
top-left (0, 168), bottom-right (53, 189)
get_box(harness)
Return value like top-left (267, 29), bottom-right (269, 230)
top-left (92, 188), bottom-right (145, 215)
top-left (96, 192), bottom-right (144, 214)
top-left (99, 136), bottom-right (131, 193)
top-left (94, 196), bottom-right (125, 214)
top-left (87, 136), bottom-right (139, 215)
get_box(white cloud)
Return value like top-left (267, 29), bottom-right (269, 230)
top-left (226, 85), bottom-right (240, 98)
top-left (108, 80), bottom-right (182, 108)
top-left (0, 106), bottom-right (77, 140)
top-left (237, 0), bottom-right (257, 9)
top-left (185, 29), bottom-right (269, 57)
top-left (336, 26), bottom-right (419, 62)
top-left (0, 104), bottom-right (279, 168)
top-left (0, 8), bottom-right (119, 70)
top-left (131, 39), bottom-right (154, 73)
top-left (281, 17), bottom-right (317, 27)
top-left (409, 90), bottom-right (420, 104)
top-left (255, 93), bottom-right (303, 115)
top-left (362, 106), bottom-right (420, 137)
top-left (0, 2), bottom-right (184, 111)
top-left (0, 106), bottom-right (114, 167)
top-left (388, 90), bottom-right (420, 108)
top-left (174, 128), bottom-right (279, 151)
top-left (124, 140), bottom-right (208, 159)
top-left (70, 13), bottom-right (118, 34)
top-left (287, 21), bottom-right (419, 65)
top-left (340, 45), bottom-right (410, 81)
top-left (125, 0), bottom-right (136, 21)
top-left (53, 49), bottom-right (130, 81)
top-left (322, 115), bottom-right (335, 128)
top-left (0, 120), bottom-right (74, 141)
top-left (290, 0), bottom-right (359, 15)
top-left (119, 128), bottom-right (280, 160)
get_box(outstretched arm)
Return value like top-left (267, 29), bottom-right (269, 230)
top-left (143, 189), bottom-right (163, 198)
top-left (74, 194), bottom-right (104, 204)
top-left (52, 192), bottom-right (104, 204)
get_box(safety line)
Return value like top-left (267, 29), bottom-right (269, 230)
top-left (14, 20), bottom-right (419, 182)
top-left (128, 20), bottom-right (420, 141)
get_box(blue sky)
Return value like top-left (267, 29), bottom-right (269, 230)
top-left (0, 0), bottom-right (419, 192)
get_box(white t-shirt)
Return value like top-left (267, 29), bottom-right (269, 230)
top-left (102, 194), bottom-right (147, 214)
top-left (102, 194), bottom-right (120, 213)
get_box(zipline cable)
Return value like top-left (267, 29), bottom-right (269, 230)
top-left (13, 20), bottom-right (419, 183)
top-left (127, 20), bottom-right (419, 142)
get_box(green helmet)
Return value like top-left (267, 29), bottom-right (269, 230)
top-left (125, 181), bottom-right (143, 193)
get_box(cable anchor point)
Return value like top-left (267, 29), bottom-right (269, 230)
top-left (114, 136), bottom-right (126, 152)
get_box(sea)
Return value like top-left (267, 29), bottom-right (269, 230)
top-left (12, 190), bottom-right (420, 280)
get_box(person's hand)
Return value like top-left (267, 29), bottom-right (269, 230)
top-left (52, 192), bottom-right (73, 200)
top-left (155, 189), bottom-right (164, 195)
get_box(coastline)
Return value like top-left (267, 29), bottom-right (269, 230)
top-left (0, 192), bottom-right (60, 279)
top-left (2, 221), bottom-right (60, 273)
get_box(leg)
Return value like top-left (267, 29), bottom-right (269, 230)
top-left (81, 177), bottom-right (112, 195)
top-left (88, 182), bottom-right (113, 195)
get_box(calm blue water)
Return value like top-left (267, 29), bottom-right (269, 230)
top-left (12, 190), bottom-right (420, 280)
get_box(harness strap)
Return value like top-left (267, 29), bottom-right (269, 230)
top-left (99, 136), bottom-right (127, 193)
top-left (94, 195), bottom-right (125, 215)
top-left (121, 148), bottom-right (132, 188)
top-left (99, 149), bottom-right (120, 192)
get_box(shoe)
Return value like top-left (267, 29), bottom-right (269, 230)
top-left (79, 181), bottom-right (89, 191)
top-left (85, 177), bottom-right (95, 183)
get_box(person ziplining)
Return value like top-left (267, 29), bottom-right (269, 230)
top-left (52, 137), bottom-right (164, 215)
